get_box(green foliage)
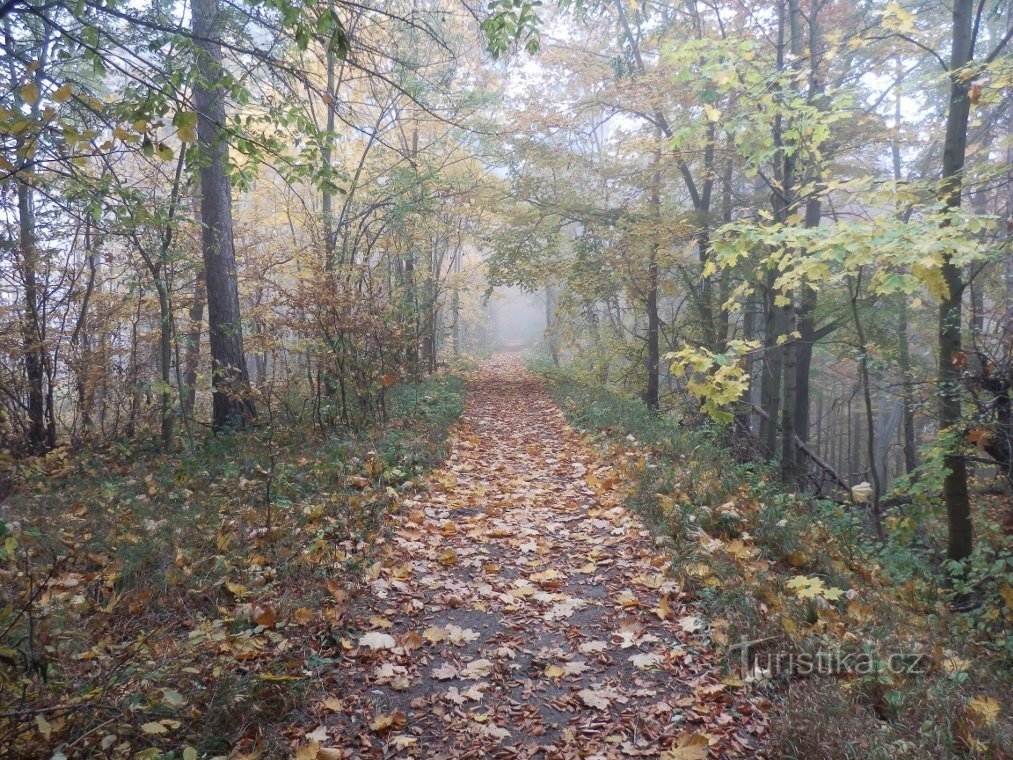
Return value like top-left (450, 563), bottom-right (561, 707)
top-left (481, 0), bottom-right (543, 57)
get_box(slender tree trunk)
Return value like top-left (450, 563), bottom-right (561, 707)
top-left (892, 66), bottom-right (918, 476)
top-left (156, 282), bottom-right (173, 448)
top-left (938, 0), bottom-right (975, 562)
top-left (16, 182), bottom-right (48, 453)
top-left (73, 224), bottom-right (100, 437)
top-left (192, 0), bottom-right (256, 431)
top-left (452, 245), bottom-right (461, 357)
top-left (545, 285), bottom-right (559, 365)
top-left (183, 268), bottom-right (205, 416)
top-left (645, 153), bottom-right (661, 411)
top-left (794, 196), bottom-right (823, 446)
top-left (322, 1), bottom-right (337, 271)
top-left (898, 302), bottom-right (918, 473)
top-left (781, 297), bottom-right (799, 479)
top-left (760, 283), bottom-right (785, 458)
top-left (850, 273), bottom-right (882, 536)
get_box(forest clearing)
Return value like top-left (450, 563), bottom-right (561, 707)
top-left (1, 0), bottom-right (1011, 756)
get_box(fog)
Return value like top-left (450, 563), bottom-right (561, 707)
top-left (485, 286), bottom-right (546, 351)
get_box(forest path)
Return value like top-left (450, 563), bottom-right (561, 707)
top-left (315, 355), bottom-right (763, 758)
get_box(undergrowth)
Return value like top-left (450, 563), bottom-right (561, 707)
top-left (535, 357), bottom-right (1011, 759)
top-left (0, 375), bottom-right (464, 759)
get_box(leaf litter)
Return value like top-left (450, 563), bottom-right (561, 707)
top-left (299, 356), bottom-right (765, 757)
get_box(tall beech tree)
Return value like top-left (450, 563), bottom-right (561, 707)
top-left (936, 0), bottom-right (1010, 562)
top-left (191, 0), bottom-right (256, 431)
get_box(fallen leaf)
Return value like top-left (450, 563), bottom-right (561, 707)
top-left (462, 658), bottom-right (494, 678)
top-left (578, 688), bottom-right (611, 710)
top-left (631, 652), bottom-right (662, 669)
top-left (358, 631), bottom-right (396, 650)
top-left (662, 731), bottom-right (710, 759)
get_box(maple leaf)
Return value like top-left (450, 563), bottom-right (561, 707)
top-left (634, 573), bottom-right (665, 589)
top-left (579, 640), bottom-right (608, 654)
top-left (431, 662), bottom-right (459, 680)
top-left (631, 652), bottom-right (662, 669)
top-left (616, 590), bottom-right (641, 608)
top-left (305, 725), bottom-right (329, 743)
top-left (484, 722), bottom-right (510, 739)
top-left (662, 731), bottom-right (711, 759)
top-left (462, 658), bottom-right (494, 678)
top-left (445, 625), bottom-right (480, 644)
top-left (563, 660), bottom-right (589, 676)
top-left (444, 687), bottom-right (468, 705)
top-left (786, 575), bottom-right (825, 599)
top-left (966, 694), bottom-right (1000, 726)
top-left (400, 630), bottom-right (423, 651)
top-left (578, 688), bottom-right (611, 709)
top-left (653, 595), bottom-right (673, 621)
top-left (358, 631), bottom-right (396, 650)
top-left (423, 626), bottom-right (448, 643)
top-left (369, 710), bottom-right (406, 732)
top-left (678, 616), bottom-right (704, 633)
top-left (529, 568), bottom-right (560, 583)
top-left (252, 604), bottom-right (278, 627)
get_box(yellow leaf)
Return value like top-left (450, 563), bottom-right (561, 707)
top-left (1000, 583), bottom-right (1013, 610)
top-left (35, 714), bottom-right (52, 739)
top-left (967, 695), bottom-right (1000, 726)
top-left (912, 263), bottom-right (948, 301)
top-left (423, 626), bottom-right (448, 643)
top-left (21, 83), bottom-right (39, 105)
top-left (53, 83), bottom-right (73, 103)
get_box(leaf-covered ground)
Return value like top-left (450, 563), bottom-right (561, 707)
top-left (298, 356), bottom-right (765, 758)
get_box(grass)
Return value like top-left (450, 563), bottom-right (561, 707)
top-left (533, 356), bottom-right (1012, 759)
top-left (0, 374), bottom-right (464, 759)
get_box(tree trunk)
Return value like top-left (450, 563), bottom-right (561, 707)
top-left (794, 195), bottom-right (823, 446)
top-left (16, 182), bottom-right (49, 453)
top-left (183, 267), bottom-right (205, 416)
top-left (192, 0), bottom-right (256, 431)
top-left (938, 0), bottom-right (974, 562)
top-left (898, 302), bottom-right (918, 473)
top-left (545, 285), bottom-right (559, 365)
top-left (322, 2), bottom-right (337, 271)
top-left (760, 283), bottom-right (785, 458)
top-left (645, 154), bottom-right (661, 411)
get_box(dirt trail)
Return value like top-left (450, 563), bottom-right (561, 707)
top-left (316, 355), bottom-right (763, 758)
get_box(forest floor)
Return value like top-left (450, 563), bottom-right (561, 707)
top-left (299, 354), bottom-right (765, 758)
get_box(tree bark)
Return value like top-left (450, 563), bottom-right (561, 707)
top-left (645, 153), bottom-right (661, 411)
top-left (16, 181), bottom-right (49, 453)
top-left (192, 0), bottom-right (256, 431)
top-left (937, 0), bottom-right (975, 561)
top-left (898, 302), bottom-right (918, 473)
